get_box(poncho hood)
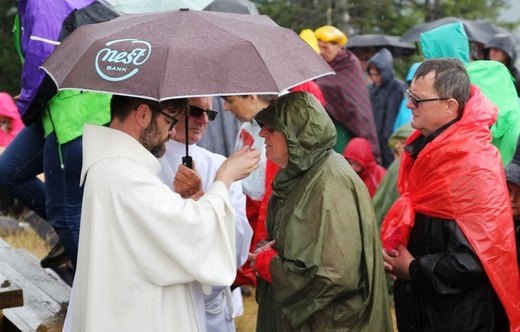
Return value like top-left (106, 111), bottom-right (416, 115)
top-left (466, 60), bottom-right (520, 165)
top-left (0, 93), bottom-right (24, 147)
top-left (484, 32), bottom-right (517, 65)
top-left (367, 48), bottom-right (395, 86)
top-left (255, 91), bottom-right (336, 196)
top-left (420, 22), bottom-right (470, 63)
top-left (343, 137), bottom-right (378, 175)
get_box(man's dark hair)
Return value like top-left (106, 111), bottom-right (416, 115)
top-left (414, 58), bottom-right (471, 114)
top-left (110, 95), bottom-right (189, 123)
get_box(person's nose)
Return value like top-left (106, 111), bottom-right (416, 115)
top-left (406, 97), bottom-right (415, 109)
top-left (223, 101), bottom-right (231, 111)
top-left (168, 127), bottom-right (176, 139)
top-left (259, 126), bottom-right (269, 138)
top-left (198, 112), bottom-right (209, 124)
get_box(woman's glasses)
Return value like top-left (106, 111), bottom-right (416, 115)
top-left (189, 105), bottom-right (218, 121)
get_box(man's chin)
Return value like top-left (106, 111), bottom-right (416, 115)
top-left (150, 144), bottom-right (166, 158)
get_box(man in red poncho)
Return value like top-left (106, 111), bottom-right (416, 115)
top-left (381, 59), bottom-right (520, 331)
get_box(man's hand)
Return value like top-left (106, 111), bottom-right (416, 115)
top-left (382, 244), bottom-right (414, 281)
top-left (174, 162), bottom-right (203, 199)
top-left (215, 147), bottom-right (261, 188)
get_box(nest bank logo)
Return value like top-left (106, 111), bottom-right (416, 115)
top-left (95, 39), bottom-right (151, 81)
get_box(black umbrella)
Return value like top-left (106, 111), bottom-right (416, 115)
top-left (203, 0), bottom-right (259, 15)
top-left (402, 17), bottom-right (511, 44)
top-left (346, 34), bottom-right (416, 57)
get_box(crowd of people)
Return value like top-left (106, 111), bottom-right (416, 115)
top-left (1, 1), bottom-right (520, 331)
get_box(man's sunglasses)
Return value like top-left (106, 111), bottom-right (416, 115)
top-left (145, 104), bottom-right (179, 131)
top-left (406, 89), bottom-right (450, 108)
top-left (189, 105), bottom-right (218, 121)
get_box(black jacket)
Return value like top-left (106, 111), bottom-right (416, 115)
top-left (393, 213), bottom-right (509, 332)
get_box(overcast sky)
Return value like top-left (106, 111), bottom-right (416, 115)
top-left (499, 0), bottom-right (520, 38)
top-left (500, 0), bottom-right (520, 23)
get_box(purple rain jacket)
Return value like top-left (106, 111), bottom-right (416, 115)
top-left (15, 0), bottom-right (96, 123)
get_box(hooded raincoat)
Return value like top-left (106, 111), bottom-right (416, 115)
top-left (420, 22), bottom-right (520, 165)
top-left (343, 137), bottom-right (386, 197)
top-left (367, 48), bottom-right (407, 168)
top-left (0, 93), bottom-right (24, 148)
top-left (254, 92), bottom-right (392, 331)
top-left (484, 33), bottom-right (520, 97)
top-left (15, 0), bottom-right (98, 124)
top-left (315, 49), bottom-right (380, 160)
top-left (467, 60), bottom-right (520, 165)
top-left (381, 86), bottom-right (520, 331)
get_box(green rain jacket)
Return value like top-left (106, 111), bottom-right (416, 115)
top-left (467, 61), bottom-right (520, 165)
top-left (254, 92), bottom-right (393, 331)
top-left (42, 90), bottom-right (111, 145)
top-left (420, 22), bottom-right (520, 165)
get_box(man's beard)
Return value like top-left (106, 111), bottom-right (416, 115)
top-left (139, 119), bottom-right (168, 158)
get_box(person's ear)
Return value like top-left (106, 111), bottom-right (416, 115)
top-left (134, 103), bottom-right (152, 128)
top-left (445, 98), bottom-right (459, 117)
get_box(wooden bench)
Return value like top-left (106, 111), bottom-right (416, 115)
top-left (0, 271), bottom-right (23, 310)
top-left (0, 238), bottom-right (71, 331)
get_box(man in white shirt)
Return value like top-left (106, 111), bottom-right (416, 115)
top-left (65, 96), bottom-right (260, 332)
top-left (158, 97), bottom-right (252, 332)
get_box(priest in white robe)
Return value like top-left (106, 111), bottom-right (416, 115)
top-left (64, 96), bottom-right (260, 332)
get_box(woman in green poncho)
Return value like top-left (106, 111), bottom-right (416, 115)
top-left (249, 91), bottom-right (392, 331)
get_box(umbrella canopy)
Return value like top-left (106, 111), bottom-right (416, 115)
top-left (104, 0), bottom-right (213, 13)
top-left (346, 34), bottom-right (416, 57)
top-left (402, 17), bottom-right (511, 44)
top-left (41, 9), bottom-right (333, 101)
top-left (203, 0), bottom-right (259, 15)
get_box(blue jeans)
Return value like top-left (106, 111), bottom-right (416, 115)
top-left (0, 123), bottom-right (46, 219)
top-left (0, 121), bottom-right (83, 267)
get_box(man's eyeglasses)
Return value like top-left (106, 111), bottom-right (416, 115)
top-left (144, 104), bottom-right (179, 131)
top-left (406, 89), bottom-right (450, 108)
top-left (189, 105), bottom-right (218, 121)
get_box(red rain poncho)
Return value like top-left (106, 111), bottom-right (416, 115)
top-left (381, 85), bottom-right (520, 330)
top-left (343, 137), bottom-right (386, 197)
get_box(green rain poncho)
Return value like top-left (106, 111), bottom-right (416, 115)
top-left (254, 92), bottom-right (392, 331)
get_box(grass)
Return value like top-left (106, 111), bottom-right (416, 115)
top-left (1, 225), bottom-right (49, 259)
top-left (235, 288), bottom-right (257, 331)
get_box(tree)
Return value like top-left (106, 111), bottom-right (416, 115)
top-left (255, 0), bottom-right (517, 35)
top-left (0, 2), bottom-right (21, 96)
top-left (254, 0), bottom-right (519, 78)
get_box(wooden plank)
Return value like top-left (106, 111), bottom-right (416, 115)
top-left (0, 238), bottom-right (70, 331)
top-left (0, 273), bottom-right (23, 309)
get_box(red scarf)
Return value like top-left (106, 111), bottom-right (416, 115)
top-left (381, 85), bottom-right (520, 330)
